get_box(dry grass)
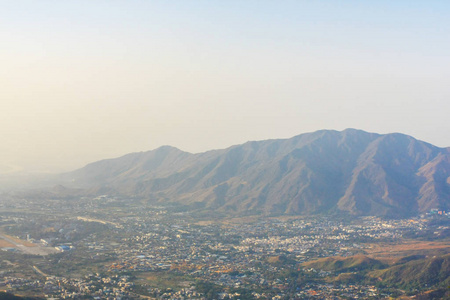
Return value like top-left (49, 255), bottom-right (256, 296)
top-left (0, 231), bottom-right (58, 255)
top-left (363, 240), bottom-right (450, 264)
top-left (194, 220), bottom-right (216, 226)
top-left (0, 232), bottom-right (37, 247)
top-left (136, 271), bottom-right (191, 289)
top-left (0, 239), bottom-right (15, 248)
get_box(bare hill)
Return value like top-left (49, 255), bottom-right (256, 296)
top-left (60, 129), bottom-right (450, 217)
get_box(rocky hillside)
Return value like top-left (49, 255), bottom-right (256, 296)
top-left (60, 129), bottom-right (450, 217)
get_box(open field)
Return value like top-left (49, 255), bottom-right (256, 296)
top-left (0, 239), bottom-right (15, 248)
top-left (0, 232), bottom-right (59, 256)
top-left (363, 240), bottom-right (450, 263)
top-left (77, 216), bottom-right (121, 228)
top-left (136, 271), bottom-right (193, 289)
top-left (1, 233), bottom-right (36, 247)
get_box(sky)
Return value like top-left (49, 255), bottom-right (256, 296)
top-left (1, 1), bottom-right (450, 173)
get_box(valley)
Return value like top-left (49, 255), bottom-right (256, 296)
top-left (0, 194), bottom-right (449, 299)
top-left (1, 130), bottom-right (449, 299)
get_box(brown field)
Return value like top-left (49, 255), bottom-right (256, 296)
top-left (136, 271), bottom-right (192, 289)
top-left (362, 240), bottom-right (450, 263)
top-left (0, 232), bottom-right (37, 247)
top-left (217, 215), bottom-right (303, 226)
top-left (196, 216), bottom-right (259, 226)
top-left (0, 231), bottom-right (59, 255)
top-left (0, 239), bottom-right (15, 248)
top-left (194, 220), bottom-right (216, 226)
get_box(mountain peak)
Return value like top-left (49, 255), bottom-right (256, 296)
top-left (153, 145), bottom-right (186, 153)
top-left (59, 129), bottom-right (450, 217)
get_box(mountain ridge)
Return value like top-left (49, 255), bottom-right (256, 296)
top-left (59, 129), bottom-right (450, 217)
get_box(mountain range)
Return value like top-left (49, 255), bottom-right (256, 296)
top-left (60, 129), bottom-right (450, 217)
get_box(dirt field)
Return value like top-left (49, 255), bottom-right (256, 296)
top-left (0, 239), bottom-right (15, 248)
top-left (136, 271), bottom-right (193, 289)
top-left (0, 232), bottom-right (59, 256)
top-left (0, 233), bottom-right (37, 247)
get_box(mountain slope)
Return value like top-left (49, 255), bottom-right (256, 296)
top-left (369, 254), bottom-right (450, 290)
top-left (302, 255), bottom-right (386, 273)
top-left (60, 129), bottom-right (450, 217)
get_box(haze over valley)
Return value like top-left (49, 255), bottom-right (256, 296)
top-left (2, 1), bottom-right (450, 174)
top-left (1, 1), bottom-right (450, 299)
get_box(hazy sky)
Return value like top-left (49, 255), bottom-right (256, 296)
top-left (1, 1), bottom-right (450, 173)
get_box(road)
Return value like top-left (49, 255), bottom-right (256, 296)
top-left (33, 265), bottom-right (49, 277)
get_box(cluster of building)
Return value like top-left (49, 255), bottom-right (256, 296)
top-left (0, 194), bottom-right (448, 299)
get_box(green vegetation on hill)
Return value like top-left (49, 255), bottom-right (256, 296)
top-left (369, 254), bottom-right (450, 291)
top-left (0, 292), bottom-right (41, 300)
top-left (301, 253), bottom-right (450, 294)
top-left (302, 255), bottom-right (386, 273)
top-left (266, 254), bottom-right (297, 266)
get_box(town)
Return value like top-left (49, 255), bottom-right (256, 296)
top-left (0, 194), bottom-right (449, 299)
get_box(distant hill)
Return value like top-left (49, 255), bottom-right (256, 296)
top-left (302, 254), bottom-right (450, 294)
top-left (0, 291), bottom-right (42, 300)
top-left (59, 129), bottom-right (450, 217)
top-left (369, 254), bottom-right (450, 290)
top-left (302, 255), bottom-right (386, 273)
